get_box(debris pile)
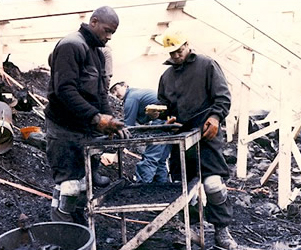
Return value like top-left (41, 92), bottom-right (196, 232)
top-left (0, 57), bottom-right (301, 250)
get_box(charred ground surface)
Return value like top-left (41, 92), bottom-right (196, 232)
top-left (1, 66), bottom-right (301, 250)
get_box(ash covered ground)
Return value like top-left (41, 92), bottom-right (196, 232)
top-left (1, 63), bottom-right (301, 250)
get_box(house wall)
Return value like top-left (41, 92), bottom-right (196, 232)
top-left (0, 0), bottom-right (300, 111)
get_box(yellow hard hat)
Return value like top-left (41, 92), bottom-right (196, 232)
top-left (162, 29), bottom-right (187, 53)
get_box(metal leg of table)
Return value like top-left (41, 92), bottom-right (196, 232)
top-left (84, 148), bottom-right (97, 250)
top-left (196, 141), bottom-right (205, 250)
top-left (179, 142), bottom-right (192, 250)
top-left (121, 212), bottom-right (127, 244)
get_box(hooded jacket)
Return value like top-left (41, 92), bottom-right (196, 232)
top-left (45, 23), bottom-right (111, 133)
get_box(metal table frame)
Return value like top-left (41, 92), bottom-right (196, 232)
top-left (84, 128), bottom-right (204, 250)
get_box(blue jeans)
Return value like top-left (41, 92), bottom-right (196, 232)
top-left (135, 120), bottom-right (171, 183)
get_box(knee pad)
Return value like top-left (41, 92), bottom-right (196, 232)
top-left (59, 180), bottom-right (81, 213)
top-left (203, 175), bottom-right (227, 205)
top-left (51, 184), bottom-right (60, 209)
top-left (79, 177), bottom-right (87, 192)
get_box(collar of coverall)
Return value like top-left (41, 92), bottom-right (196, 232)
top-left (163, 50), bottom-right (196, 67)
top-left (79, 23), bottom-right (105, 48)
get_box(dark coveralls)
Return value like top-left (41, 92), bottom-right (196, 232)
top-left (157, 51), bottom-right (233, 227)
top-left (45, 23), bottom-right (110, 184)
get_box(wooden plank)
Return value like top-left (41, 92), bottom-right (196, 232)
top-left (292, 140), bottom-right (301, 172)
top-left (94, 203), bottom-right (170, 213)
top-left (278, 69), bottom-right (292, 209)
top-left (0, 24), bottom-right (4, 71)
top-left (183, 2), bottom-right (289, 67)
top-left (260, 154), bottom-right (279, 186)
top-left (260, 120), bottom-right (301, 185)
top-left (225, 115), bottom-right (236, 142)
top-left (241, 122), bottom-right (279, 144)
top-left (0, 0), bottom-right (185, 22)
top-left (0, 178), bottom-right (52, 199)
top-left (236, 83), bottom-right (250, 178)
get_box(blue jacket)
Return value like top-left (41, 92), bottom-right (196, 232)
top-left (45, 23), bottom-right (111, 133)
top-left (123, 88), bottom-right (159, 126)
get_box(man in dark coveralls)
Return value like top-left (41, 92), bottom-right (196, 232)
top-left (155, 28), bottom-right (238, 249)
top-left (45, 6), bottom-right (130, 224)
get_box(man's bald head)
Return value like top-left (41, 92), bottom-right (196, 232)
top-left (89, 6), bottom-right (119, 45)
top-left (90, 6), bottom-right (119, 27)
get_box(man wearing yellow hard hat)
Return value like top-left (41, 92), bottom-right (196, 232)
top-left (157, 28), bottom-right (238, 249)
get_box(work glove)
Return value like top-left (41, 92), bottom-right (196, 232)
top-left (202, 116), bottom-right (219, 140)
top-left (166, 116), bottom-right (177, 124)
top-left (116, 127), bottom-right (132, 139)
top-left (94, 114), bottom-right (131, 139)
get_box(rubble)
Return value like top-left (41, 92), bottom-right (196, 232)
top-left (1, 60), bottom-right (301, 250)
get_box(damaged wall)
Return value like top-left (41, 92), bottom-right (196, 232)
top-left (0, 0), bottom-right (300, 112)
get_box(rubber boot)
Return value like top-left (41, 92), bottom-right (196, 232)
top-left (92, 170), bottom-right (110, 187)
top-left (91, 156), bottom-right (110, 187)
top-left (72, 193), bottom-right (87, 226)
top-left (72, 178), bottom-right (88, 226)
top-left (214, 226), bottom-right (238, 250)
top-left (51, 207), bottom-right (74, 222)
top-left (52, 180), bottom-right (80, 223)
top-left (51, 184), bottom-right (73, 222)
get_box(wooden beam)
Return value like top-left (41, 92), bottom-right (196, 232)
top-left (0, 0), bottom-right (187, 22)
top-left (292, 140), bottom-right (301, 171)
top-left (260, 154), bottom-right (279, 186)
top-left (20, 37), bottom-right (62, 43)
top-left (236, 83), bottom-right (250, 178)
top-left (241, 122), bottom-right (279, 144)
top-left (260, 119), bottom-right (301, 185)
top-left (278, 69), bottom-right (292, 209)
top-left (167, 1), bottom-right (186, 10)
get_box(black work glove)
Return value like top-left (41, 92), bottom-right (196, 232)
top-left (116, 128), bottom-right (131, 139)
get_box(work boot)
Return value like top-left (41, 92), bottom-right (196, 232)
top-left (51, 185), bottom-right (74, 222)
top-left (91, 155), bottom-right (110, 187)
top-left (51, 207), bottom-right (74, 222)
top-left (72, 191), bottom-right (88, 226)
top-left (72, 208), bottom-right (87, 226)
top-left (92, 170), bottom-right (110, 187)
top-left (214, 226), bottom-right (238, 250)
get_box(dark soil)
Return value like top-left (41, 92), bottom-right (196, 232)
top-left (1, 64), bottom-right (301, 250)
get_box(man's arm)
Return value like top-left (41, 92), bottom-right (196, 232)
top-left (206, 60), bottom-right (231, 122)
top-left (124, 98), bottom-right (139, 126)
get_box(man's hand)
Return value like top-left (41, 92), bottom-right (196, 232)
top-left (95, 114), bottom-right (123, 133)
top-left (94, 114), bottom-right (131, 139)
top-left (166, 116), bottom-right (177, 124)
top-left (145, 109), bottom-right (160, 120)
top-left (145, 104), bottom-right (167, 120)
top-left (101, 152), bottom-right (118, 166)
top-left (202, 116), bottom-right (219, 140)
